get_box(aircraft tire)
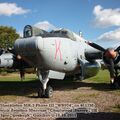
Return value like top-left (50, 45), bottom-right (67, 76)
top-left (111, 77), bottom-right (120, 89)
top-left (45, 86), bottom-right (53, 98)
top-left (116, 75), bottom-right (120, 86)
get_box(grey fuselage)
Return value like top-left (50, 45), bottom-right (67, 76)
top-left (14, 32), bottom-right (101, 80)
top-left (14, 36), bottom-right (85, 73)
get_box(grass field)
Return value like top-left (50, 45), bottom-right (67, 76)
top-left (0, 70), bottom-right (118, 98)
top-left (0, 70), bottom-right (111, 96)
top-left (86, 70), bottom-right (110, 83)
top-left (0, 70), bottom-right (119, 120)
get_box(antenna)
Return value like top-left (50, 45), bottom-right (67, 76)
top-left (79, 30), bottom-right (83, 37)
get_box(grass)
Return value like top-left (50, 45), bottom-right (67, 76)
top-left (0, 71), bottom-right (119, 113)
top-left (0, 70), bottom-right (115, 93)
top-left (0, 73), bottom-right (39, 101)
top-left (0, 70), bottom-right (110, 83)
top-left (0, 73), bottom-right (37, 81)
top-left (85, 70), bottom-right (110, 83)
top-left (0, 70), bottom-right (110, 100)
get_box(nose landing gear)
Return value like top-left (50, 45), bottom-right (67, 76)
top-left (37, 70), bottom-right (53, 98)
top-left (38, 85), bottom-right (53, 98)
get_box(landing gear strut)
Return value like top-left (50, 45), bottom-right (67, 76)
top-left (111, 76), bottom-right (120, 89)
top-left (37, 70), bottom-right (53, 98)
top-left (111, 68), bottom-right (120, 89)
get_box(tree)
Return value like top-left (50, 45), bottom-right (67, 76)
top-left (0, 26), bottom-right (19, 49)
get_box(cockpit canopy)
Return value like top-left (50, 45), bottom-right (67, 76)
top-left (50, 29), bottom-right (76, 41)
top-left (23, 25), bottom-right (76, 41)
top-left (23, 25), bottom-right (48, 38)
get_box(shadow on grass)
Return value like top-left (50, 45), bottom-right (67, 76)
top-left (0, 79), bottom-right (40, 96)
top-left (0, 78), bottom-right (117, 96)
top-left (49, 79), bottom-right (114, 91)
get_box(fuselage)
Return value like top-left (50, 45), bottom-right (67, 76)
top-left (14, 36), bottom-right (87, 73)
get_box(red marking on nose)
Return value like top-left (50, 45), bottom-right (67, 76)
top-left (54, 40), bottom-right (62, 61)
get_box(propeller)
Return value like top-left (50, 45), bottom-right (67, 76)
top-left (86, 41), bottom-right (106, 52)
top-left (86, 41), bottom-right (120, 58)
top-left (86, 41), bottom-right (119, 82)
top-left (115, 46), bottom-right (120, 52)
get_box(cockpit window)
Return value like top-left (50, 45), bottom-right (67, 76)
top-left (50, 29), bottom-right (76, 41)
top-left (54, 31), bottom-right (60, 33)
top-left (23, 25), bottom-right (49, 38)
top-left (23, 25), bottom-right (76, 41)
top-left (24, 25), bottom-right (32, 38)
top-left (62, 31), bottom-right (67, 34)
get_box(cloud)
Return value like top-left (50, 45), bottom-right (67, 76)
top-left (0, 3), bottom-right (30, 16)
top-left (96, 28), bottom-right (120, 41)
top-left (93, 5), bottom-right (120, 28)
top-left (34, 21), bottom-right (57, 31)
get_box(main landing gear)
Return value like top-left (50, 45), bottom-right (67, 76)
top-left (111, 68), bottom-right (120, 89)
top-left (37, 70), bottom-right (53, 98)
top-left (111, 76), bottom-right (120, 89)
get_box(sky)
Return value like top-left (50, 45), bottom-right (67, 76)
top-left (0, 0), bottom-right (120, 48)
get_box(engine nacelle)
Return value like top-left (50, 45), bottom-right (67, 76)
top-left (65, 60), bottom-right (101, 80)
top-left (0, 53), bottom-right (14, 68)
top-left (84, 61), bottom-right (101, 78)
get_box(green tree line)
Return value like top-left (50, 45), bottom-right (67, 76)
top-left (0, 26), bottom-right (19, 49)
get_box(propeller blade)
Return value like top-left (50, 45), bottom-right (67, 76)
top-left (86, 41), bottom-right (106, 52)
top-left (115, 46), bottom-right (120, 52)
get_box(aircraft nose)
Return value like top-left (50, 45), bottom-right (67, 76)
top-left (14, 36), bottom-right (44, 55)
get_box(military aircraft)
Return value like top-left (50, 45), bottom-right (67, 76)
top-left (0, 25), bottom-right (119, 98)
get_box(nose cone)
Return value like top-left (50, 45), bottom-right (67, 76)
top-left (14, 36), bottom-right (44, 54)
top-left (105, 49), bottom-right (117, 59)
